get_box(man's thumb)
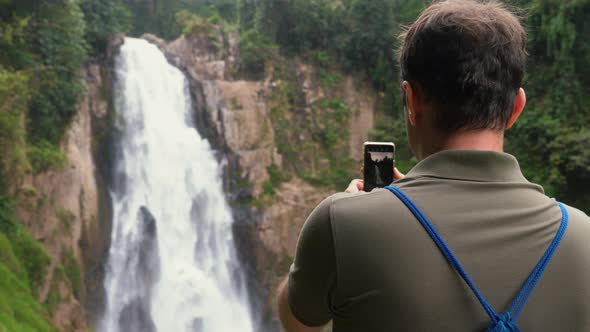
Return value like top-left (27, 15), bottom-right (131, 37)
top-left (394, 167), bottom-right (405, 181)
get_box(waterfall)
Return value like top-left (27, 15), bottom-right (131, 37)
top-left (100, 37), bottom-right (255, 332)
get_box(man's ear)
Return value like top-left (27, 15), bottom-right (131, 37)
top-left (506, 88), bottom-right (526, 129)
top-left (402, 81), bottom-right (417, 126)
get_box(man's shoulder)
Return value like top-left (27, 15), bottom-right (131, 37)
top-left (316, 189), bottom-right (407, 228)
top-left (562, 203), bottom-right (590, 232)
top-left (326, 189), bottom-right (397, 210)
top-left (564, 204), bottom-right (590, 219)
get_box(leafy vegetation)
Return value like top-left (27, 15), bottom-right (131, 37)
top-left (239, 28), bottom-right (277, 78)
top-left (0, 0), bottom-right (128, 328)
top-left (121, 0), bottom-right (238, 40)
top-left (504, 0), bottom-right (590, 208)
top-left (63, 250), bottom-right (81, 299)
top-left (262, 164), bottom-right (291, 196)
top-left (0, 67), bottom-right (31, 193)
top-left (176, 10), bottom-right (215, 36)
top-left (0, 197), bottom-right (55, 331)
top-left (0, 0), bottom-right (129, 186)
top-left (240, 0), bottom-right (590, 209)
top-left (116, 0), bottom-right (584, 204)
top-left (81, 0), bottom-right (131, 53)
top-left (28, 141), bottom-right (67, 174)
top-left (5, 0), bottom-right (574, 204)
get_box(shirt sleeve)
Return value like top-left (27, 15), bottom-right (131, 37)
top-left (287, 195), bottom-right (337, 326)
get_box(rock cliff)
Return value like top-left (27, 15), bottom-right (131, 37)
top-left (145, 26), bottom-right (375, 329)
top-left (14, 61), bottom-right (115, 330)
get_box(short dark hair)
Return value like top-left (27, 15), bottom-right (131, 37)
top-left (398, 0), bottom-right (527, 132)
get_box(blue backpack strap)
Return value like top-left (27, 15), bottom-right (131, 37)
top-left (384, 185), bottom-right (569, 331)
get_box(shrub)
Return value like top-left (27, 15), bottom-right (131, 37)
top-left (0, 198), bottom-right (55, 331)
top-left (176, 10), bottom-right (212, 36)
top-left (63, 250), bottom-right (81, 299)
top-left (239, 29), bottom-right (277, 78)
top-left (81, 0), bottom-right (131, 54)
top-left (27, 141), bottom-right (66, 174)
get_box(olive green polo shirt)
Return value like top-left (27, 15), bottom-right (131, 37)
top-left (288, 150), bottom-right (590, 331)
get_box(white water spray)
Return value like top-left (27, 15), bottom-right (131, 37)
top-left (100, 37), bottom-right (254, 332)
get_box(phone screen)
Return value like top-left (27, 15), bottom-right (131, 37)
top-left (363, 143), bottom-right (395, 192)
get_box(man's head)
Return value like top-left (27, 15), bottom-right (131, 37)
top-left (398, 0), bottom-right (527, 159)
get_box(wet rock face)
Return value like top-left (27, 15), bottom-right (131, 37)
top-left (137, 206), bottom-right (160, 286)
top-left (118, 299), bottom-right (157, 332)
top-left (113, 206), bottom-right (159, 332)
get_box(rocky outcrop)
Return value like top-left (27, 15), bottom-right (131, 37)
top-left (147, 26), bottom-right (375, 330)
top-left (15, 63), bottom-right (113, 331)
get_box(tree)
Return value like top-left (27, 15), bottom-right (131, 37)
top-left (81, 0), bottom-right (131, 54)
top-left (345, 0), bottom-right (395, 77)
top-left (27, 0), bottom-right (88, 146)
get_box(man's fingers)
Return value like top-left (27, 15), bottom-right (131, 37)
top-left (394, 167), bottom-right (406, 181)
top-left (345, 179), bottom-right (364, 193)
top-left (356, 180), bottom-right (364, 191)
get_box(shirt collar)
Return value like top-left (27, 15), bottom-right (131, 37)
top-left (403, 150), bottom-right (529, 183)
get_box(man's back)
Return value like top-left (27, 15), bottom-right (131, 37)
top-left (287, 150), bottom-right (590, 331)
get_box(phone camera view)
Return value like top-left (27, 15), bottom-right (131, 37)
top-left (364, 146), bottom-right (394, 191)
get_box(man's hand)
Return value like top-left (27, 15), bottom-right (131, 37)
top-left (345, 167), bottom-right (406, 193)
top-left (345, 179), bottom-right (364, 193)
top-left (393, 167), bottom-right (406, 181)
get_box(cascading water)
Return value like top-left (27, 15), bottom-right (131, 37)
top-left (100, 37), bottom-right (255, 332)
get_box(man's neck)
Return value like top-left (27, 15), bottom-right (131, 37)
top-left (421, 129), bottom-right (505, 159)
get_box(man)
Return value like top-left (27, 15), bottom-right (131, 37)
top-left (276, 0), bottom-right (590, 331)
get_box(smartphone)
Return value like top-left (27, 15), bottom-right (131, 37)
top-left (363, 142), bottom-right (395, 192)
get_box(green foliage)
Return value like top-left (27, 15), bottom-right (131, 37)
top-left (0, 15), bottom-right (30, 50)
top-left (315, 98), bottom-right (349, 148)
top-left (0, 13), bottom-right (34, 67)
top-left (63, 250), bottom-right (81, 299)
top-left (0, 197), bottom-right (51, 292)
top-left (0, 0), bottom-right (104, 176)
top-left (0, 0), bottom-right (587, 218)
top-left (0, 264), bottom-right (56, 332)
top-left (0, 232), bottom-right (24, 278)
top-left (56, 208), bottom-right (75, 232)
top-left (302, 157), bottom-right (357, 189)
top-left (0, 197), bottom-right (55, 332)
top-left (27, 141), bottom-right (66, 174)
top-left (239, 28), bottom-right (277, 77)
top-left (0, 67), bottom-right (31, 193)
top-left (312, 51), bottom-right (343, 88)
top-left (176, 10), bottom-right (213, 36)
top-left (504, 0), bottom-right (590, 209)
top-left (269, 78), bottom-right (300, 172)
top-left (10, 226), bottom-right (52, 292)
top-left (344, 0), bottom-right (395, 76)
top-left (354, 0), bottom-right (589, 210)
top-left (81, 0), bottom-right (131, 53)
top-left (29, 0), bottom-right (88, 145)
top-left (250, 0), bottom-right (346, 54)
top-left (262, 164), bottom-right (291, 196)
top-left (43, 266), bottom-right (63, 315)
top-left (122, 0), bottom-right (239, 40)
top-left (268, 60), bottom-right (356, 190)
top-left (35, 1), bottom-right (88, 70)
